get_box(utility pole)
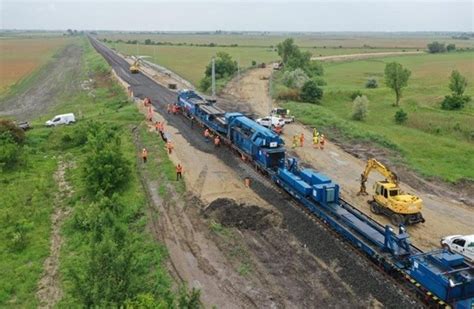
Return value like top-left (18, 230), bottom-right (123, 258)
top-left (269, 73), bottom-right (273, 115)
top-left (237, 56), bottom-right (240, 95)
top-left (136, 41), bottom-right (139, 56)
top-left (211, 57), bottom-right (216, 98)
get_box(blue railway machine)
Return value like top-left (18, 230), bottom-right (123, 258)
top-left (176, 90), bottom-right (474, 308)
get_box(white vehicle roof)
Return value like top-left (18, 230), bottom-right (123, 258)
top-left (448, 234), bottom-right (474, 242)
top-left (55, 113), bottom-right (74, 117)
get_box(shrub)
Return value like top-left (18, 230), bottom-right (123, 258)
top-left (282, 68), bottom-right (309, 88)
top-left (300, 80), bottom-right (323, 103)
top-left (365, 78), bottom-right (378, 89)
top-left (441, 95), bottom-right (470, 110)
top-left (0, 132), bottom-right (21, 170)
top-left (306, 61), bottom-right (324, 77)
top-left (251, 60), bottom-right (257, 66)
top-left (276, 89), bottom-right (301, 101)
top-left (199, 76), bottom-right (211, 92)
top-left (350, 90), bottom-right (364, 100)
top-left (0, 119), bottom-right (25, 144)
top-left (352, 95), bottom-right (369, 121)
top-left (394, 109), bottom-right (408, 124)
top-left (7, 219), bottom-right (33, 251)
top-left (446, 43), bottom-right (456, 52)
top-left (313, 77), bottom-right (327, 86)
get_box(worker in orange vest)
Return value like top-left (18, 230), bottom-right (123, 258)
top-left (155, 121), bottom-right (161, 132)
top-left (299, 133), bottom-right (305, 147)
top-left (176, 164), bottom-right (183, 181)
top-left (147, 106), bottom-right (153, 121)
top-left (141, 148), bottom-right (148, 163)
top-left (320, 134), bottom-right (326, 150)
top-left (274, 124), bottom-right (282, 135)
top-left (165, 141), bottom-right (174, 154)
top-left (172, 104), bottom-right (178, 114)
top-left (204, 128), bottom-right (210, 142)
top-left (214, 135), bottom-right (221, 147)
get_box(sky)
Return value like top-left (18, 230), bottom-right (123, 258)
top-left (1, 0), bottom-right (473, 32)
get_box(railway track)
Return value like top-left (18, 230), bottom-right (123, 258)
top-left (90, 37), bottom-right (459, 308)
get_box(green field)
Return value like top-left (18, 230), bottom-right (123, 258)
top-left (109, 42), bottom-right (279, 85)
top-left (277, 51), bottom-right (474, 182)
top-left (99, 32), bottom-right (474, 49)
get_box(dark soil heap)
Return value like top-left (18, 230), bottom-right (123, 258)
top-left (204, 198), bottom-right (282, 231)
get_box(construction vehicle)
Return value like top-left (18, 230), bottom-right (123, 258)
top-left (129, 57), bottom-right (140, 74)
top-left (359, 158), bottom-right (425, 226)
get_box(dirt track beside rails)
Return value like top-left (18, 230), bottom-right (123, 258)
top-left (222, 66), bottom-right (474, 251)
top-left (93, 37), bottom-right (420, 308)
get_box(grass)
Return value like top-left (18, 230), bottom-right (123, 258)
top-left (98, 32), bottom-right (474, 49)
top-left (0, 37), bottom-right (72, 95)
top-left (278, 51), bottom-right (474, 182)
top-left (0, 137), bottom-right (58, 307)
top-left (108, 42), bottom-right (279, 85)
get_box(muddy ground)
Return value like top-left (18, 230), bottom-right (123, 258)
top-left (0, 44), bottom-right (83, 121)
top-left (222, 66), bottom-right (474, 251)
top-left (93, 38), bottom-right (420, 308)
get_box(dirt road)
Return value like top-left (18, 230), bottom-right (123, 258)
top-left (0, 44), bottom-right (83, 120)
top-left (222, 66), bottom-right (474, 251)
top-left (311, 51), bottom-right (424, 62)
top-left (93, 38), bottom-right (419, 308)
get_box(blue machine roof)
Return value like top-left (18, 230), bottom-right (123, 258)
top-left (227, 113), bottom-right (282, 139)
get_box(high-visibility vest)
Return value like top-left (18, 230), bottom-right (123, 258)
top-left (176, 165), bottom-right (183, 173)
top-left (204, 129), bottom-right (210, 137)
top-left (214, 137), bottom-right (220, 145)
top-left (142, 149), bottom-right (148, 158)
top-left (166, 142), bottom-right (173, 149)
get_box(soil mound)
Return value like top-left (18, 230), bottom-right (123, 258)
top-left (204, 198), bottom-right (282, 230)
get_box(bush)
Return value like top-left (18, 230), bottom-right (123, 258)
top-left (300, 80), bottom-right (323, 103)
top-left (0, 119), bottom-right (25, 144)
top-left (313, 77), bottom-right (327, 86)
top-left (441, 95), bottom-right (470, 110)
top-left (350, 90), bottom-right (364, 100)
top-left (0, 132), bottom-right (21, 170)
top-left (365, 78), bottom-right (378, 89)
top-left (204, 52), bottom-right (237, 79)
top-left (352, 95), bottom-right (369, 121)
top-left (199, 76), bottom-right (211, 92)
top-left (282, 68), bottom-right (309, 88)
top-left (306, 61), bottom-right (324, 77)
top-left (7, 219), bottom-right (33, 251)
top-left (83, 124), bottom-right (130, 197)
top-left (446, 43), bottom-right (456, 52)
top-left (276, 89), bottom-right (301, 101)
top-left (251, 60), bottom-right (257, 66)
top-left (394, 109), bottom-right (408, 124)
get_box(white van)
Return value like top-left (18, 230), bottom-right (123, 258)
top-left (45, 113), bottom-right (76, 127)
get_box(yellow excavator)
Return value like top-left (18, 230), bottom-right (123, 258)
top-left (358, 158), bottom-right (425, 226)
top-left (129, 57), bottom-right (140, 74)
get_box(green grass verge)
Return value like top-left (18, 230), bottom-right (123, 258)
top-left (276, 51), bottom-right (474, 182)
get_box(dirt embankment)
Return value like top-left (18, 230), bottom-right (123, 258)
top-left (221, 66), bottom-right (474, 251)
top-left (0, 44), bottom-right (83, 120)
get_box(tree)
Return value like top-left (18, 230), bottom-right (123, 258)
top-left (427, 41), bottom-right (446, 53)
top-left (441, 70), bottom-right (470, 110)
top-left (446, 43), bottom-right (456, 52)
top-left (204, 52), bottom-right (237, 79)
top-left (277, 38), bottom-right (298, 64)
top-left (449, 70), bottom-right (467, 96)
top-left (144, 39), bottom-right (152, 45)
top-left (300, 80), bottom-right (323, 103)
top-left (384, 62), bottom-right (411, 106)
top-left (352, 95), bottom-right (369, 121)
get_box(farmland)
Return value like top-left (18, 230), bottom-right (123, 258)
top-left (0, 37), bottom-right (71, 95)
top-left (277, 51), bottom-right (474, 182)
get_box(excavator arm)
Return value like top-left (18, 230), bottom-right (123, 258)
top-left (358, 158), bottom-right (398, 195)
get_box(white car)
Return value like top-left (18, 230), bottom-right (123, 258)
top-left (441, 234), bottom-right (474, 262)
top-left (256, 116), bottom-right (285, 128)
top-left (270, 108), bottom-right (295, 123)
top-left (45, 113), bottom-right (76, 127)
